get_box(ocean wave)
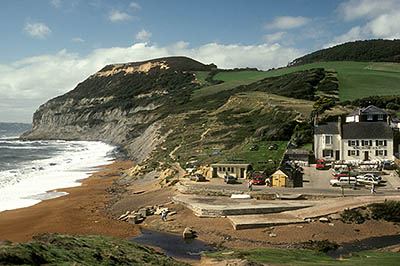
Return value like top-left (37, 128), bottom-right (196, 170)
top-left (0, 141), bottom-right (116, 212)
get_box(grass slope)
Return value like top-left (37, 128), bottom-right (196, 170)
top-left (0, 234), bottom-right (188, 266)
top-left (208, 248), bottom-right (400, 266)
top-left (194, 62), bottom-right (400, 102)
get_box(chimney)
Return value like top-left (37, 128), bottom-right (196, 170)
top-left (338, 116), bottom-right (343, 137)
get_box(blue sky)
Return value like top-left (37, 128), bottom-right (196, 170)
top-left (1, 0), bottom-right (400, 122)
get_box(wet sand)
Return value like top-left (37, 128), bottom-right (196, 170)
top-left (0, 160), bottom-right (141, 242)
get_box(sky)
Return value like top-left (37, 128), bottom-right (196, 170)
top-left (1, 0), bottom-right (400, 123)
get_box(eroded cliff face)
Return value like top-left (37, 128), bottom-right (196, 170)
top-left (23, 56), bottom-right (215, 162)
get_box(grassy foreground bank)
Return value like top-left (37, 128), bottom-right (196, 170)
top-left (207, 247), bottom-right (400, 266)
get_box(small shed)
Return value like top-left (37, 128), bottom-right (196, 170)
top-left (271, 163), bottom-right (303, 188)
top-left (210, 163), bottom-right (251, 179)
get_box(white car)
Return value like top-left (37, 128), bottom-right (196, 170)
top-left (330, 176), bottom-right (357, 187)
top-left (356, 173), bottom-right (382, 182)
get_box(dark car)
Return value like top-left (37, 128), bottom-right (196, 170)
top-left (224, 175), bottom-right (237, 184)
top-left (250, 145), bottom-right (259, 151)
top-left (190, 173), bottom-right (206, 182)
top-left (252, 176), bottom-right (265, 185)
top-left (382, 160), bottom-right (395, 170)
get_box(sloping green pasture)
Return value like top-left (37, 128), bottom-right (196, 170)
top-left (193, 62), bottom-right (400, 101)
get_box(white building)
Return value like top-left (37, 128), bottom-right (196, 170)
top-left (314, 119), bottom-right (393, 162)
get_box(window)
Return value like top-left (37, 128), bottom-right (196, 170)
top-left (348, 140), bottom-right (359, 146)
top-left (367, 115), bottom-right (373, 121)
top-left (348, 150), bottom-right (359, 156)
top-left (231, 168), bottom-right (235, 173)
top-left (378, 114), bottom-right (384, 121)
top-left (322, 150), bottom-right (333, 158)
top-left (361, 140), bottom-right (372, 146)
top-left (325, 135), bottom-right (332, 145)
top-left (375, 150), bottom-right (387, 156)
top-left (376, 140), bottom-right (387, 146)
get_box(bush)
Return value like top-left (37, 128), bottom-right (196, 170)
top-left (369, 201), bottom-right (400, 222)
top-left (341, 208), bottom-right (367, 224)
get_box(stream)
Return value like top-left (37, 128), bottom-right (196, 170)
top-left (129, 229), bottom-right (216, 260)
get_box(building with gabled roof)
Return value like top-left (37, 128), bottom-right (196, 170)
top-left (346, 105), bottom-right (389, 123)
top-left (314, 118), bottom-right (393, 162)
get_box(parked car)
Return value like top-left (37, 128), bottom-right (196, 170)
top-left (252, 176), bottom-right (265, 185)
top-left (330, 176), bottom-right (357, 187)
top-left (250, 145), bottom-right (259, 151)
top-left (190, 173), bottom-right (206, 182)
top-left (332, 169), bottom-right (349, 179)
top-left (382, 160), bottom-right (395, 170)
top-left (268, 144), bottom-right (278, 150)
top-left (356, 173), bottom-right (381, 185)
top-left (316, 159), bottom-right (327, 170)
top-left (224, 174), bottom-right (237, 184)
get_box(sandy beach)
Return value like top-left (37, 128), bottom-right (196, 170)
top-left (0, 160), bottom-right (141, 242)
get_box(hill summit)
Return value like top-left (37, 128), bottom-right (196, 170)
top-left (290, 39), bottom-right (400, 66)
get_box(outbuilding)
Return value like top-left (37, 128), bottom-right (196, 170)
top-left (210, 163), bottom-right (251, 179)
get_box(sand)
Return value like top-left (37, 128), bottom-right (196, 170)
top-left (0, 160), bottom-right (141, 242)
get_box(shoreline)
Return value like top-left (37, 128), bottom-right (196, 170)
top-left (0, 160), bottom-right (141, 242)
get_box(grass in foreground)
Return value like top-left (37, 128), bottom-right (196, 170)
top-left (208, 248), bottom-right (400, 266)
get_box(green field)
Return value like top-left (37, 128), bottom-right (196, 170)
top-left (193, 62), bottom-right (400, 101)
top-left (208, 248), bottom-right (400, 266)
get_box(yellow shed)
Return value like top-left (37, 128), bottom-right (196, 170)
top-left (271, 169), bottom-right (287, 187)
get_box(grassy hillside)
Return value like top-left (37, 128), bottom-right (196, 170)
top-left (194, 61), bottom-right (400, 102)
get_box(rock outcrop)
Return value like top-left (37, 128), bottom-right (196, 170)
top-left (22, 56), bottom-right (216, 162)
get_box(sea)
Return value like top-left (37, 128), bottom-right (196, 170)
top-left (0, 136), bottom-right (117, 212)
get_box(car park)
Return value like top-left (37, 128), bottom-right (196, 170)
top-left (190, 173), bottom-right (206, 182)
top-left (330, 176), bottom-right (357, 187)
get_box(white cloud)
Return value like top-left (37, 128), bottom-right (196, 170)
top-left (136, 29), bottom-right (152, 41)
top-left (0, 42), bottom-right (303, 122)
top-left (338, 0), bottom-right (397, 21)
top-left (49, 0), bottom-right (62, 8)
top-left (266, 16), bottom-right (310, 30)
top-left (263, 32), bottom-right (286, 43)
top-left (129, 2), bottom-right (141, 9)
top-left (326, 0), bottom-right (400, 47)
top-left (324, 26), bottom-right (364, 48)
top-left (108, 10), bottom-right (132, 22)
top-left (24, 22), bottom-right (52, 39)
top-left (71, 37), bottom-right (85, 43)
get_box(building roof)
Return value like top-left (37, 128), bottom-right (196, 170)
top-left (342, 122), bottom-right (393, 139)
top-left (314, 122), bottom-right (339, 135)
top-left (211, 163), bottom-right (250, 168)
top-left (347, 105), bottom-right (389, 117)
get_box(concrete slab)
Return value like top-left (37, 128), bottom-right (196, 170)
top-left (228, 195), bottom-right (400, 230)
top-left (173, 194), bottom-right (315, 217)
top-left (229, 214), bottom-right (305, 230)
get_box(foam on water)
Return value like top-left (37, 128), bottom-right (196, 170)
top-left (0, 140), bottom-right (116, 212)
